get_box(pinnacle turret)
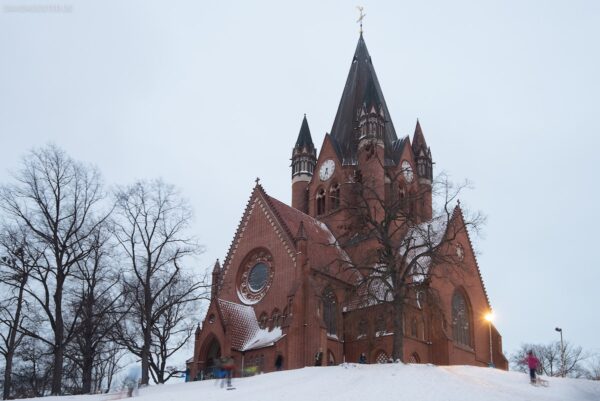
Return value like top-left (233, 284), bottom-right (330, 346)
top-left (291, 115), bottom-right (317, 179)
top-left (412, 120), bottom-right (433, 182)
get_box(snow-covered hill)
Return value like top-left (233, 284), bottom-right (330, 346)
top-left (29, 363), bottom-right (600, 401)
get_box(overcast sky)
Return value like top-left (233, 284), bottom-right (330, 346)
top-left (1, 0), bottom-right (599, 358)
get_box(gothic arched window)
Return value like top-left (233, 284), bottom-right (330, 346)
top-left (271, 308), bottom-right (281, 330)
top-left (258, 312), bottom-right (268, 330)
top-left (329, 183), bottom-right (340, 210)
top-left (358, 318), bottom-right (368, 338)
top-left (410, 317), bottom-right (418, 338)
top-left (452, 290), bottom-right (472, 347)
top-left (316, 189), bottom-right (326, 215)
top-left (375, 314), bottom-right (386, 335)
top-left (399, 186), bottom-right (407, 211)
top-left (322, 287), bottom-right (337, 336)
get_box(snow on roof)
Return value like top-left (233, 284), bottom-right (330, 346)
top-left (217, 299), bottom-right (284, 352)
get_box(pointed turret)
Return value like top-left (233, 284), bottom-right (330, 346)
top-left (411, 120), bottom-right (433, 182)
top-left (211, 259), bottom-right (221, 299)
top-left (291, 115), bottom-right (317, 213)
top-left (330, 34), bottom-right (398, 163)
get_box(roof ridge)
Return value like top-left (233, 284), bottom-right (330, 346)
top-left (452, 203), bottom-right (491, 309)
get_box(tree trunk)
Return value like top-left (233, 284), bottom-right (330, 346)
top-left (81, 347), bottom-right (94, 394)
top-left (3, 276), bottom-right (26, 400)
top-left (140, 327), bottom-right (151, 385)
top-left (391, 298), bottom-right (405, 362)
top-left (51, 276), bottom-right (64, 395)
top-left (3, 350), bottom-right (14, 400)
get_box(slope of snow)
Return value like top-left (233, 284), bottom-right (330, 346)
top-left (26, 363), bottom-right (600, 401)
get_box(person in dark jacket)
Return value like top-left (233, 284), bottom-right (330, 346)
top-left (275, 354), bottom-right (283, 371)
top-left (358, 353), bottom-right (367, 364)
top-left (525, 350), bottom-right (540, 383)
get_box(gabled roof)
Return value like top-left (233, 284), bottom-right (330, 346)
top-left (220, 182), bottom-right (353, 287)
top-left (330, 34), bottom-right (398, 162)
top-left (265, 194), bottom-right (352, 272)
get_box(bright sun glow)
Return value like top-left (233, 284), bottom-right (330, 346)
top-left (484, 312), bottom-right (494, 322)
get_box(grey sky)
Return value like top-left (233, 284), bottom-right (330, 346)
top-left (1, 1), bottom-right (599, 358)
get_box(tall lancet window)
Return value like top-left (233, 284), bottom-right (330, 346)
top-left (322, 287), bottom-right (337, 336)
top-left (329, 183), bottom-right (340, 210)
top-left (452, 291), bottom-right (472, 347)
top-left (316, 188), bottom-right (326, 215)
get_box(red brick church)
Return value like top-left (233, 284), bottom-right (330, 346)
top-left (188, 33), bottom-right (507, 379)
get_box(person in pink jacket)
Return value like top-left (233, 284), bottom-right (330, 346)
top-left (525, 350), bottom-right (540, 383)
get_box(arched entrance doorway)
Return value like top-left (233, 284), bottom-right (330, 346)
top-left (203, 337), bottom-right (221, 379)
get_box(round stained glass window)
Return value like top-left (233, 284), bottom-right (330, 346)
top-left (248, 262), bottom-right (269, 292)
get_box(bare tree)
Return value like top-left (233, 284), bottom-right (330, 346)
top-left (10, 337), bottom-right (53, 398)
top-left (510, 342), bottom-right (590, 378)
top-left (586, 354), bottom-right (600, 380)
top-left (0, 226), bottom-right (40, 399)
top-left (112, 180), bottom-right (207, 385)
top-left (334, 149), bottom-right (484, 361)
top-left (66, 224), bottom-right (128, 394)
top-left (0, 145), bottom-right (109, 394)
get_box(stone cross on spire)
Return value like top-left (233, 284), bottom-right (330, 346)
top-left (356, 6), bottom-right (366, 34)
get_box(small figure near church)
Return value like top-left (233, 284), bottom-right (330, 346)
top-left (358, 353), bottom-right (367, 364)
top-left (220, 356), bottom-right (235, 389)
top-left (275, 354), bottom-right (284, 371)
top-left (524, 350), bottom-right (540, 384)
top-left (314, 350), bottom-right (323, 366)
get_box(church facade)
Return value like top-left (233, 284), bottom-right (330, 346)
top-left (187, 34), bottom-right (508, 379)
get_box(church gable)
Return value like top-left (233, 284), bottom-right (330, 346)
top-left (219, 185), bottom-right (298, 304)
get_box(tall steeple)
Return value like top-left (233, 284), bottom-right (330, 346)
top-left (330, 34), bottom-right (398, 163)
top-left (291, 115), bottom-right (317, 212)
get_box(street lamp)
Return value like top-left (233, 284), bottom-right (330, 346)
top-left (484, 312), bottom-right (494, 368)
top-left (555, 327), bottom-right (565, 377)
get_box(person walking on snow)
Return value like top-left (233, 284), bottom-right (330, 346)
top-left (525, 350), bottom-right (540, 384)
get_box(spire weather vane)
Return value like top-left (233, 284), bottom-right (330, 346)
top-left (356, 6), bottom-right (366, 33)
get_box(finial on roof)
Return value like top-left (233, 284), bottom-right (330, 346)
top-left (255, 177), bottom-right (260, 185)
top-left (295, 221), bottom-right (307, 241)
top-left (356, 6), bottom-right (366, 34)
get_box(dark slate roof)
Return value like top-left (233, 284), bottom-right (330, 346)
top-left (294, 114), bottom-right (315, 150)
top-left (330, 34), bottom-right (398, 162)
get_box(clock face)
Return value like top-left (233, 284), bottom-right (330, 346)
top-left (401, 160), bottom-right (414, 183)
top-left (319, 159), bottom-right (336, 181)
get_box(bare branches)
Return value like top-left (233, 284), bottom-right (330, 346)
top-left (0, 144), bottom-right (110, 395)
top-left (112, 179), bottom-right (209, 384)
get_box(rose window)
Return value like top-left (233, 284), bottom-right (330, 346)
top-left (238, 250), bottom-right (274, 305)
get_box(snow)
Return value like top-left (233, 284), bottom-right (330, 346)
top-left (23, 363), bottom-right (600, 401)
top-left (241, 327), bottom-right (284, 352)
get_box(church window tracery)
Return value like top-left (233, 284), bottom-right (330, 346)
top-left (271, 309), bottom-right (282, 330)
top-left (452, 290), bottom-right (472, 348)
top-left (238, 249), bottom-right (275, 305)
top-left (375, 351), bottom-right (388, 364)
top-left (258, 312), bottom-right (268, 329)
top-left (322, 287), bottom-right (337, 336)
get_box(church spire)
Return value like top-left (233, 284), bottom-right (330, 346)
top-left (330, 34), bottom-right (398, 162)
